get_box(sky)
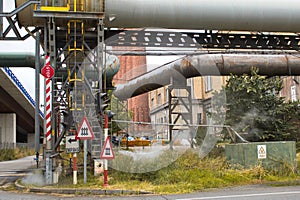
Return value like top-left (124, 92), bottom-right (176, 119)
top-left (1, 1), bottom-right (45, 105)
top-left (0, 1), bottom-right (183, 106)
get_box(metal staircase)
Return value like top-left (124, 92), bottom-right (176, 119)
top-left (168, 78), bottom-right (194, 146)
top-left (65, 15), bottom-right (103, 158)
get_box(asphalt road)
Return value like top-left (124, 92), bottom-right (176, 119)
top-left (0, 156), bottom-right (36, 187)
top-left (1, 184), bottom-right (300, 200)
top-left (1, 156), bottom-right (300, 199)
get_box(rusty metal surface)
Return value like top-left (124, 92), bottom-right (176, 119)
top-left (113, 54), bottom-right (300, 100)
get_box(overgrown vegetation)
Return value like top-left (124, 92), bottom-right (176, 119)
top-left (212, 67), bottom-right (300, 142)
top-left (54, 147), bottom-right (300, 194)
top-left (0, 146), bottom-right (35, 161)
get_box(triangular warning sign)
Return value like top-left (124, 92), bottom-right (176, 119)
top-left (100, 136), bottom-right (115, 159)
top-left (76, 116), bottom-right (95, 140)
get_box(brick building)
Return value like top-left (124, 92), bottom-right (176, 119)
top-left (112, 47), bottom-right (150, 124)
top-left (280, 76), bottom-right (300, 102)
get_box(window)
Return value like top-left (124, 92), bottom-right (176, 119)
top-left (157, 93), bottom-right (161, 105)
top-left (205, 76), bottom-right (212, 92)
top-left (151, 98), bottom-right (154, 108)
top-left (197, 113), bottom-right (202, 124)
top-left (291, 86), bottom-right (297, 102)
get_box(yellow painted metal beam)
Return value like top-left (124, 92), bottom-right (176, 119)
top-left (39, 5), bottom-right (70, 12)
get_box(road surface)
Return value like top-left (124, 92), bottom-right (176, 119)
top-left (1, 156), bottom-right (300, 199)
top-left (0, 156), bottom-right (36, 187)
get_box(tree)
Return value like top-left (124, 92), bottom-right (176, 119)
top-left (109, 91), bottom-right (133, 135)
top-left (213, 67), bottom-right (300, 142)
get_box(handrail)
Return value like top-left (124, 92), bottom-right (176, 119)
top-left (0, 0), bottom-right (40, 17)
top-left (2, 67), bottom-right (44, 118)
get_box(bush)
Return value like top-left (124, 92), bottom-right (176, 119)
top-left (0, 147), bottom-right (35, 161)
top-left (0, 148), bottom-right (16, 161)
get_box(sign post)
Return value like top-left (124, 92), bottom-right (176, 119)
top-left (73, 153), bottom-right (77, 185)
top-left (76, 116), bottom-right (95, 184)
top-left (42, 55), bottom-right (54, 185)
top-left (100, 114), bottom-right (115, 186)
top-left (65, 135), bottom-right (80, 185)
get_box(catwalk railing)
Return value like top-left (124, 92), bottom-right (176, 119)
top-left (2, 67), bottom-right (44, 118)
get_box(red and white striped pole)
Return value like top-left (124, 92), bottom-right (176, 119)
top-left (73, 153), bottom-right (77, 185)
top-left (45, 55), bottom-right (52, 141)
top-left (103, 114), bottom-right (109, 187)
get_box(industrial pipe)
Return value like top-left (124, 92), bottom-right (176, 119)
top-left (14, 0), bottom-right (300, 32)
top-left (55, 54), bottom-right (120, 82)
top-left (105, 0), bottom-right (300, 32)
top-left (0, 52), bottom-right (42, 67)
top-left (113, 54), bottom-right (300, 100)
top-left (0, 52), bottom-right (120, 81)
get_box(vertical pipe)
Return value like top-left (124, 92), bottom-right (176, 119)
top-left (35, 31), bottom-right (41, 167)
top-left (0, 0), bottom-right (2, 38)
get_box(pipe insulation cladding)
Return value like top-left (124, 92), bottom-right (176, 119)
top-left (105, 0), bottom-right (300, 32)
top-left (113, 54), bottom-right (300, 101)
top-left (14, 0), bottom-right (300, 32)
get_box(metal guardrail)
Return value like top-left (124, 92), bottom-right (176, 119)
top-left (3, 67), bottom-right (44, 118)
top-left (0, 0), bottom-right (41, 17)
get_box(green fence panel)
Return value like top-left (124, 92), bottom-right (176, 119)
top-left (225, 141), bottom-right (296, 170)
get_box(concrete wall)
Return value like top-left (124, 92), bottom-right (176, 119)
top-left (0, 113), bottom-right (16, 147)
top-left (27, 133), bottom-right (35, 148)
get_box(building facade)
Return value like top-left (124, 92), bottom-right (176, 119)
top-left (280, 76), bottom-right (300, 102)
top-left (112, 47), bottom-right (151, 127)
top-left (149, 76), bottom-right (228, 140)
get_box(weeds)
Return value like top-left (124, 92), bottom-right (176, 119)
top-left (18, 145), bottom-right (300, 194)
top-left (0, 147), bottom-right (35, 161)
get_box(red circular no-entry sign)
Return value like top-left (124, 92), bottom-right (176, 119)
top-left (41, 65), bottom-right (55, 79)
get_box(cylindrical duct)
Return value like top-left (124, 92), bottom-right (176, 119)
top-left (55, 54), bottom-right (120, 81)
top-left (0, 52), bottom-right (119, 82)
top-left (0, 52), bottom-right (44, 67)
top-left (105, 0), bottom-right (300, 32)
top-left (14, 0), bottom-right (300, 32)
top-left (113, 54), bottom-right (300, 100)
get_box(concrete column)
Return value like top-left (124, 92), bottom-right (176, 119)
top-left (0, 0), bottom-right (3, 38)
top-left (0, 113), bottom-right (16, 148)
top-left (27, 133), bottom-right (35, 148)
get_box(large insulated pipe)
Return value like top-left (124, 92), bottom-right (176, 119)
top-left (0, 52), bottom-right (41, 67)
top-left (14, 0), bottom-right (300, 32)
top-left (105, 0), bottom-right (300, 32)
top-left (0, 52), bottom-right (120, 82)
top-left (113, 54), bottom-right (300, 100)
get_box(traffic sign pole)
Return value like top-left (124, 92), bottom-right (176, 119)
top-left (73, 153), bottom-right (77, 185)
top-left (103, 114), bottom-right (109, 186)
top-left (43, 55), bottom-right (53, 185)
top-left (84, 140), bottom-right (87, 184)
top-left (76, 116), bottom-right (95, 184)
top-left (99, 115), bottom-right (115, 186)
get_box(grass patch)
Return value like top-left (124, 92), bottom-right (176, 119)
top-left (0, 147), bottom-right (35, 161)
top-left (29, 146), bottom-right (300, 194)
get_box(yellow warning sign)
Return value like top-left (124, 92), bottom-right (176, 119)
top-left (257, 145), bottom-right (267, 159)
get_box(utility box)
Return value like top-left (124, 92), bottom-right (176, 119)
top-left (94, 159), bottom-right (104, 176)
top-left (225, 141), bottom-right (296, 170)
